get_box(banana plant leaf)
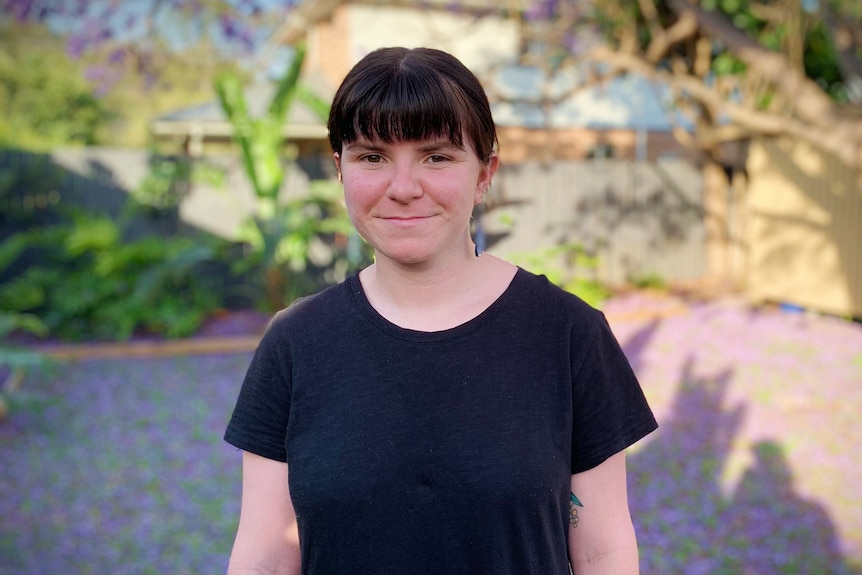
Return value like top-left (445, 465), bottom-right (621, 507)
top-left (214, 42), bottom-right (309, 204)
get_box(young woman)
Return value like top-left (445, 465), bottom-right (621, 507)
top-left (224, 47), bottom-right (657, 575)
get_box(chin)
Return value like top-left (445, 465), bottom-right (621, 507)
top-left (382, 252), bottom-right (434, 267)
top-left (374, 244), bottom-right (437, 266)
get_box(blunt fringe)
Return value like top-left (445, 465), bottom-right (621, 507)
top-left (328, 47), bottom-right (498, 163)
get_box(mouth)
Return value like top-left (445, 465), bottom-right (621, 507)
top-left (381, 215), bottom-right (434, 224)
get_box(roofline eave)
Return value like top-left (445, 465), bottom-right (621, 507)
top-left (150, 121), bottom-right (329, 141)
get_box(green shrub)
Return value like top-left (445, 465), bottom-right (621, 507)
top-left (630, 273), bottom-right (668, 291)
top-left (0, 311), bottom-right (52, 420)
top-left (132, 156), bottom-right (225, 211)
top-left (231, 179), bottom-right (372, 309)
top-left (510, 243), bottom-right (611, 309)
top-left (214, 42), bottom-right (372, 311)
top-left (0, 213), bottom-right (226, 341)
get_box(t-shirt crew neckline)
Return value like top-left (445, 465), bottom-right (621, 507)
top-left (347, 267), bottom-right (525, 343)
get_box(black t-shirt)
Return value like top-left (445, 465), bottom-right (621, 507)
top-left (225, 268), bottom-right (657, 574)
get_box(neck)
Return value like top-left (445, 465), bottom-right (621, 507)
top-left (364, 243), bottom-right (480, 310)
top-left (358, 246), bottom-right (517, 332)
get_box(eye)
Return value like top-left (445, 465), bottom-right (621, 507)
top-left (362, 154), bottom-right (383, 164)
top-left (427, 154), bottom-right (449, 164)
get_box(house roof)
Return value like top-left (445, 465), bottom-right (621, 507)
top-left (152, 68), bottom-right (686, 142)
top-left (491, 68), bottom-right (690, 132)
top-left (150, 79), bottom-right (333, 141)
top-left (153, 1), bottom-right (688, 141)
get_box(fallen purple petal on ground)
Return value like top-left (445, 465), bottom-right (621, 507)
top-left (1, 294), bottom-right (861, 574)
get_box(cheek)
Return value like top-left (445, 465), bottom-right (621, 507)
top-left (342, 168), bottom-right (389, 207)
top-left (342, 201), bottom-right (367, 245)
top-left (342, 185), bottom-right (375, 232)
top-left (343, 195), bottom-right (362, 227)
top-left (343, 185), bottom-right (369, 214)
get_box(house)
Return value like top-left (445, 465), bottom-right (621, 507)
top-left (149, 81), bottom-right (331, 169)
top-left (147, 1), bottom-right (862, 315)
top-left (285, 0), bottom-right (693, 163)
top-left (153, 0), bottom-right (692, 165)
top-left (149, 0), bottom-right (704, 286)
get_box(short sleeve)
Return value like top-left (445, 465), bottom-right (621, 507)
top-left (224, 319), bottom-right (292, 462)
top-left (569, 313), bottom-right (657, 474)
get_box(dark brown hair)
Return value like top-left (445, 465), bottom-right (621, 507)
top-left (327, 47), bottom-right (498, 163)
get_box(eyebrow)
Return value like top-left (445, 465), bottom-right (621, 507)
top-left (343, 140), bottom-right (384, 152)
top-left (417, 141), bottom-right (465, 153)
top-left (344, 139), bottom-right (465, 154)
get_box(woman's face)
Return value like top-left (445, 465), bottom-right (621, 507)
top-left (335, 135), bottom-right (498, 269)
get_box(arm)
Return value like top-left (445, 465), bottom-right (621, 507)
top-left (227, 451), bottom-right (301, 575)
top-left (567, 450), bottom-right (640, 575)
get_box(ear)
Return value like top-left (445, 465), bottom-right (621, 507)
top-left (333, 152), bottom-right (342, 183)
top-left (474, 152), bottom-right (499, 204)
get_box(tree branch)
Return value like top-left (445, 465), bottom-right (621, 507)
top-left (667, 0), bottom-right (845, 129)
top-left (820, 2), bottom-right (862, 103)
top-left (587, 45), bottom-right (862, 168)
top-left (645, 9), bottom-right (699, 63)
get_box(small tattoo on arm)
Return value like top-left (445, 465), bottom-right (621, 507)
top-left (569, 492), bottom-right (583, 528)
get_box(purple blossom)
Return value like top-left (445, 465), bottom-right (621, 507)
top-left (108, 48), bottom-right (126, 64)
top-left (524, 0), bottom-right (558, 22)
top-left (2, 0), bottom-right (36, 21)
top-left (65, 34), bottom-right (87, 58)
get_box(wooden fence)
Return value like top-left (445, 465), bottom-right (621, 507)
top-left (1, 148), bottom-right (181, 240)
top-left (7, 144), bottom-right (861, 316)
top-left (745, 137), bottom-right (862, 317)
top-left (487, 158), bottom-right (705, 286)
top-left (1, 148), bottom-right (706, 288)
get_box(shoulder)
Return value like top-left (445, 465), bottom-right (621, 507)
top-left (511, 267), bottom-right (604, 326)
top-left (272, 277), bottom-right (353, 324)
top-left (257, 277), bottom-right (356, 351)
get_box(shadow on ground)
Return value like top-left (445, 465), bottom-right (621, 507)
top-left (620, 318), bottom-right (861, 574)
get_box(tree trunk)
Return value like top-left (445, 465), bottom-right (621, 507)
top-left (265, 265), bottom-right (287, 311)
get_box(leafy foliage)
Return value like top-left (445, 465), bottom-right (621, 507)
top-left (132, 156), bottom-right (226, 210)
top-left (583, 0), bottom-right (862, 167)
top-left (48, 1), bottom-right (293, 44)
top-left (0, 8), bottom-right (262, 148)
top-left (0, 312), bottom-right (48, 373)
top-left (0, 0), bottom-right (299, 81)
top-left (510, 243), bottom-right (611, 309)
top-left (0, 23), bottom-right (115, 150)
top-left (440, 0), bottom-right (861, 169)
top-left (0, 308), bottom-right (51, 421)
top-left (0, 213), bottom-right (227, 341)
top-left (231, 178), bottom-right (371, 308)
top-left (215, 42), bottom-right (370, 310)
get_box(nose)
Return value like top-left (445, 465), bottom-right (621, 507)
top-left (385, 161), bottom-right (423, 203)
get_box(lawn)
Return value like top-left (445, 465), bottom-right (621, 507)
top-left (1, 292), bottom-right (861, 574)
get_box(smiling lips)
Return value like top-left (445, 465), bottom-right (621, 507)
top-left (380, 215), bottom-right (435, 224)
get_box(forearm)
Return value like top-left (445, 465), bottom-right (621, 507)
top-left (568, 509), bottom-right (640, 574)
top-left (568, 452), bottom-right (640, 574)
top-left (229, 453), bottom-right (301, 575)
top-left (227, 537), bottom-right (301, 575)
top-left (569, 538), bottom-right (639, 575)
top-left (227, 559), bottom-right (299, 575)
top-left (227, 517), bottom-right (301, 575)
